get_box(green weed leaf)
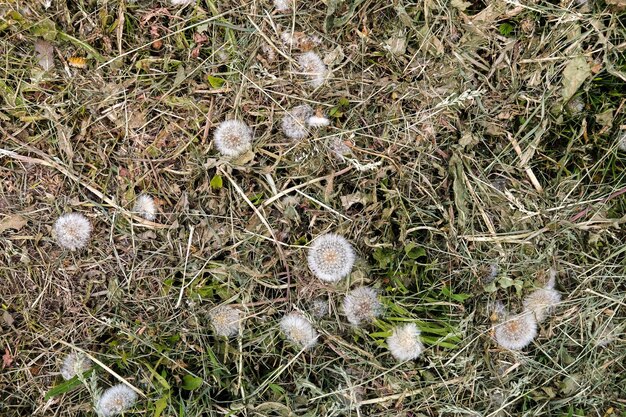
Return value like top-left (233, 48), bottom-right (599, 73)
top-left (181, 375), bottom-right (203, 390)
top-left (207, 75), bottom-right (226, 88)
top-left (210, 175), bottom-right (223, 189)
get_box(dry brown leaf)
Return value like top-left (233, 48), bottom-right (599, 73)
top-left (2, 349), bottom-right (13, 369)
top-left (562, 56), bottom-right (591, 104)
top-left (606, 0), bottom-right (626, 10)
top-left (0, 215), bottom-right (27, 233)
top-left (34, 39), bottom-right (54, 71)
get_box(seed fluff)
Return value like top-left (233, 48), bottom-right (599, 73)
top-left (307, 233), bottom-right (355, 282)
top-left (387, 323), bottom-right (424, 361)
top-left (96, 383), bottom-right (138, 417)
top-left (343, 286), bottom-right (382, 326)
top-left (213, 119), bottom-right (253, 157)
top-left (54, 212), bottom-right (92, 251)
top-left (60, 352), bottom-right (92, 380)
top-left (280, 313), bottom-right (318, 350)
top-left (298, 52), bottom-right (327, 88)
top-left (494, 311), bottom-right (538, 351)
top-left (282, 105), bottom-right (313, 140)
top-left (209, 305), bottom-right (242, 337)
top-left (133, 194), bottom-right (157, 221)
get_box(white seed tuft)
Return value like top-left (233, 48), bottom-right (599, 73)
top-left (213, 120), bottom-right (253, 157)
top-left (209, 305), bottom-right (242, 337)
top-left (280, 31), bottom-right (321, 50)
top-left (281, 105), bottom-right (313, 140)
top-left (96, 384), bottom-right (138, 417)
top-left (171, 0), bottom-right (195, 5)
top-left (280, 313), bottom-right (318, 350)
top-left (298, 52), bottom-right (327, 88)
top-left (132, 194), bottom-right (157, 221)
top-left (387, 323), bottom-right (424, 361)
top-left (54, 212), bottom-right (92, 251)
top-left (273, 0), bottom-right (293, 12)
top-left (307, 233), bottom-right (355, 282)
top-left (523, 287), bottom-right (561, 323)
top-left (307, 115), bottom-right (330, 128)
top-left (617, 131), bottom-right (626, 152)
top-left (343, 286), bottom-right (382, 326)
top-left (60, 352), bottom-right (92, 380)
top-left (329, 137), bottom-right (351, 158)
top-left (494, 312), bottom-right (537, 351)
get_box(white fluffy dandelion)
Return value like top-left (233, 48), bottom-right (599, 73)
top-left (282, 105), bottom-right (313, 140)
top-left (298, 52), bottom-right (327, 88)
top-left (494, 312), bottom-right (537, 351)
top-left (343, 286), bottom-right (382, 326)
top-left (132, 194), bottom-right (157, 221)
top-left (213, 120), bottom-right (253, 157)
top-left (523, 287), bottom-right (561, 323)
top-left (310, 298), bottom-right (329, 318)
top-left (96, 384), bottom-right (138, 417)
top-left (60, 352), bottom-right (92, 380)
top-left (280, 313), bottom-right (318, 350)
top-left (209, 305), bottom-right (242, 337)
top-left (54, 212), bottom-right (92, 251)
top-left (307, 233), bottom-right (355, 282)
top-left (387, 323), bottom-right (424, 361)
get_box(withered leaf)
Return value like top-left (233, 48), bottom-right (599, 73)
top-left (34, 39), bottom-right (54, 71)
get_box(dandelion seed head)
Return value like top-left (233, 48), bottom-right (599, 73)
top-left (494, 312), bottom-right (537, 350)
top-left (280, 313), bottom-right (318, 350)
top-left (310, 298), bottom-right (329, 318)
top-left (307, 233), bottom-right (355, 282)
top-left (96, 384), bottom-right (138, 417)
top-left (387, 323), bottom-right (424, 361)
top-left (60, 352), bottom-right (92, 380)
top-left (213, 120), bottom-right (253, 157)
top-left (54, 212), bottom-right (92, 251)
top-left (343, 286), bottom-right (382, 326)
top-left (298, 52), bottom-right (327, 88)
top-left (523, 287), bottom-right (561, 323)
top-left (133, 194), bottom-right (157, 221)
top-left (282, 105), bottom-right (313, 140)
top-left (209, 306), bottom-right (242, 337)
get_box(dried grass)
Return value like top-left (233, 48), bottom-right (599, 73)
top-left (1, 0), bottom-right (625, 416)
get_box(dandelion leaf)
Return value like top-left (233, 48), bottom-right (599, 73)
top-left (324, 0), bottom-right (367, 32)
top-left (31, 18), bottom-right (56, 40)
top-left (449, 153), bottom-right (469, 230)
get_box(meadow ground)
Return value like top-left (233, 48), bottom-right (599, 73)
top-left (1, 0), bottom-right (625, 416)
